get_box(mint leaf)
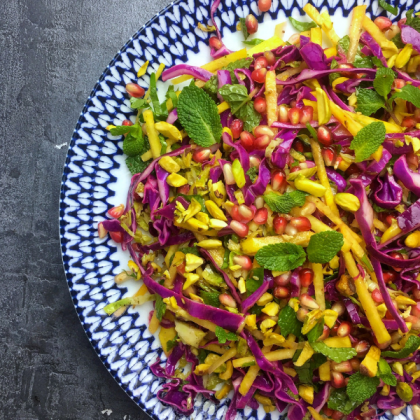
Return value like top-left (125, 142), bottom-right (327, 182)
top-left (392, 84), bottom-right (420, 108)
top-left (381, 335), bottom-right (420, 358)
top-left (215, 326), bottom-right (238, 344)
top-left (350, 122), bottom-right (386, 162)
top-left (338, 35), bottom-right (373, 68)
top-left (372, 57), bottom-right (385, 68)
top-left (356, 88), bottom-right (385, 116)
top-left (328, 389), bottom-right (359, 415)
top-left (392, 32), bottom-right (405, 48)
top-left (122, 125), bottom-right (145, 157)
top-left (200, 290), bottom-right (221, 307)
top-left (165, 85), bottom-right (179, 108)
top-left (246, 166), bottom-right (258, 182)
top-left (126, 155), bottom-right (151, 175)
top-left (239, 17), bottom-right (249, 40)
top-left (166, 334), bottom-right (179, 352)
top-left (347, 372), bottom-right (380, 404)
top-left (295, 353), bottom-right (326, 384)
top-left (307, 318), bottom-right (324, 343)
top-left (278, 305), bottom-right (303, 338)
top-left (179, 246), bottom-right (200, 257)
top-left (256, 243), bottom-right (306, 271)
top-left (110, 125), bottom-right (138, 136)
top-left (406, 9), bottom-right (420, 33)
top-left (243, 38), bottom-right (264, 46)
top-left (130, 97), bottom-right (151, 110)
top-left (307, 231), bottom-right (344, 264)
top-left (329, 59), bottom-right (341, 85)
top-left (246, 267), bottom-right (264, 294)
top-left (263, 190), bottom-right (307, 214)
top-left (150, 73), bottom-right (168, 121)
top-left (377, 358), bottom-right (397, 386)
top-left (378, 0), bottom-right (398, 15)
top-left (374, 67), bottom-right (395, 98)
top-left (155, 295), bottom-right (167, 321)
top-left (289, 17), bottom-right (317, 32)
top-left (311, 342), bottom-right (357, 362)
top-left (178, 83), bottom-right (222, 147)
top-left (236, 101), bottom-right (261, 132)
top-left (219, 84), bottom-right (249, 114)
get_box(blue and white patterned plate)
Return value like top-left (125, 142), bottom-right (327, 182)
top-left (60, 0), bottom-right (418, 419)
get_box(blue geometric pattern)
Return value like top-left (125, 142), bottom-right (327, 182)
top-left (59, 0), bottom-right (417, 419)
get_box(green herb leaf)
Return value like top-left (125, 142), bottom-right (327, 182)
top-left (155, 295), bottom-right (167, 321)
top-left (126, 155), bottom-right (152, 175)
top-left (178, 83), bottom-right (222, 147)
top-left (406, 9), bottom-right (420, 33)
top-left (392, 84), bottom-right (420, 108)
top-left (165, 85), bottom-right (179, 108)
top-left (241, 361), bottom-right (256, 367)
top-left (311, 342), bottom-right (357, 363)
top-left (307, 318), bottom-right (325, 343)
top-left (349, 122), bottom-right (386, 163)
top-left (179, 246), bottom-right (200, 257)
top-left (278, 305), bottom-right (303, 338)
top-left (338, 35), bottom-right (373, 68)
top-left (246, 267), bottom-right (264, 294)
top-left (219, 84), bottom-right (249, 113)
top-left (130, 97), bottom-right (151, 110)
top-left (295, 353), bottom-right (327, 384)
top-left (239, 17), bottom-right (249, 40)
top-left (381, 335), bottom-right (420, 358)
top-left (355, 88), bottom-right (385, 116)
top-left (263, 190), bottom-right (307, 214)
top-left (374, 67), bottom-right (395, 98)
top-left (372, 57), bottom-right (385, 68)
top-left (347, 372), bottom-right (380, 404)
top-left (200, 290), bottom-right (221, 307)
top-left (392, 32), bottom-right (405, 48)
top-left (307, 231), bottom-right (344, 264)
top-left (166, 334), bottom-right (179, 352)
top-left (235, 101), bottom-right (261, 132)
top-left (198, 349), bottom-right (209, 364)
top-left (377, 358), bottom-right (397, 386)
top-left (246, 166), bottom-right (258, 182)
top-left (243, 38), bottom-right (264, 46)
top-left (256, 243), bottom-right (306, 271)
top-left (328, 389), bottom-right (359, 415)
top-left (215, 326), bottom-right (239, 344)
top-left (329, 59), bottom-right (341, 85)
top-left (120, 124), bottom-right (145, 157)
top-left (150, 73), bottom-right (168, 121)
top-left (378, 0), bottom-right (398, 15)
top-left (289, 17), bottom-right (317, 32)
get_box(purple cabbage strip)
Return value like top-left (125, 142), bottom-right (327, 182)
top-left (166, 108), bottom-right (178, 124)
top-left (371, 173), bottom-right (402, 210)
top-left (161, 64), bottom-right (213, 82)
top-left (271, 45), bottom-right (301, 70)
top-left (241, 282), bottom-right (269, 314)
top-left (326, 168), bottom-right (347, 192)
top-left (312, 383), bottom-right (331, 412)
top-left (383, 140), bottom-right (413, 155)
top-left (343, 298), bottom-right (361, 324)
top-left (394, 69), bottom-right (420, 87)
top-left (300, 42), bottom-right (329, 70)
top-left (101, 219), bottom-right (125, 233)
top-left (220, 109), bottom-right (233, 128)
top-left (360, 31), bottom-right (388, 67)
top-left (209, 166), bottom-right (223, 183)
top-left (335, 78), bottom-right (374, 94)
top-left (271, 130), bottom-right (298, 168)
top-left (156, 164), bottom-right (170, 206)
top-left (365, 148), bottom-right (391, 174)
top-left (222, 131), bottom-right (250, 172)
top-left (394, 154), bottom-right (420, 197)
top-left (300, 35), bottom-right (310, 47)
top-left (290, 268), bottom-right (301, 297)
top-left (401, 25), bottom-right (420, 54)
top-left (209, 0), bottom-right (232, 58)
top-left (217, 69), bottom-right (231, 102)
top-left (244, 158), bottom-right (271, 206)
top-left (235, 68), bottom-right (255, 93)
top-left (326, 86), bottom-right (354, 112)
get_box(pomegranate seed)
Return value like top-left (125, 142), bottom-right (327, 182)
top-left (290, 100), bottom-right (297, 108)
top-left (393, 79), bottom-right (406, 89)
top-left (271, 170), bottom-right (287, 192)
top-left (122, 119), bottom-right (133, 126)
top-left (108, 204), bottom-right (125, 218)
top-left (223, 163), bottom-right (236, 185)
top-left (279, 104), bottom-right (289, 123)
top-left (331, 301), bottom-right (345, 316)
top-left (98, 222), bottom-right (108, 239)
top-left (296, 308), bottom-right (308, 322)
top-left (254, 97), bottom-right (267, 114)
top-left (407, 102), bottom-right (416, 114)
top-left (251, 68), bottom-right (267, 84)
top-left (322, 147), bottom-right (336, 166)
top-left (330, 325), bottom-right (339, 337)
top-left (337, 63), bottom-right (355, 78)
top-left (411, 302), bottom-right (420, 317)
top-left (332, 411), bottom-right (344, 420)
top-left (230, 220), bottom-right (249, 237)
top-left (349, 357), bottom-right (360, 371)
top-left (176, 261), bottom-right (186, 275)
top-left (273, 216), bottom-right (287, 234)
top-left (405, 315), bottom-right (420, 330)
top-left (346, 163), bottom-right (361, 177)
top-left (331, 372), bottom-right (345, 388)
top-left (290, 166), bottom-right (301, 173)
top-left (230, 119), bottom-right (243, 139)
top-left (240, 131), bottom-right (255, 151)
top-left (253, 208), bottom-right (268, 225)
top-left (264, 51), bottom-right (276, 66)
top-left (337, 321), bottom-right (352, 337)
top-left (249, 156), bottom-right (261, 168)
top-left (126, 83), bottom-right (145, 98)
top-left (317, 125), bottom-right (333, 146)
top-left (385, 214), bottom-right (396, 226)
top-left (402, 116), bottom-right (416, 128)
top-left (192, 147), bottom-right (211, 163)
top-left (258, 0), bottom-right (272, 12)
top-left (254, 56), bottom-right (268, 70)
top-left (398, 18), bottom-right (407, 29)
top-left (238, 204), bottom-right (254, 222)
top-left (372, 288), bottom-right (384, 303)
top-left (177, 185), bottom-right (190, 195)
top-left (230, 205), bottom-right (241, 221)
top-left (219, 293), bottom-right (237, 308)
top-left (300, 106), bottom-right (314, 124)
top-left (285, 224), bottom-right (297, 236)
top-left (274, 272), bottom-right (291, 286)
top-left (354, 340), bottom-right (370, 357)
top-left (293, 139), bottom-right (305, 153)
top-left (233, 255), bottom-right (252, 270)
top-left (288, 107), bottom-right (303, 125)
top-left (254, 134), bottom-right (271, 149)
top-left (332, 361), bottom-right (352, 373)
top-left (274, 286), bottom-right (290, 299)
top-left (290, 217), bottom-right (311, 232)
top-left (288, 33), bottom-right (300, 45)
top-left (299, 268), bottom-right (314, 287)
top-left (373, 336), bottom-right (391, 350)
top-left (245, 14), bottom-right (258, 34)
top-left (324, 408), bottom-right (334, 417)
top-left (254, 125), bottom-right (275, 138)
top-left (407, 152), bottom-right (419, 171)
top-left (110, 231), bottom-right (123, 243)
top-left (414, 109), bottom-right (420, 122)
top-left (389, 251), bottom-right (404, 272)
top-left (209, 36), bottom-right (223, 50)
top-left (319, 325), bottom-right (330, 341)
top-left (413, 288), bottom-right (420, 301)
top-left (300, 293), bottom-right (320, 310)
top-left (255, 196), bottom-right (265, 209)
top-left (374, 16), bottom-right (392, 31)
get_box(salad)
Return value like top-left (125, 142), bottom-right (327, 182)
top-left (99, 0), bottom-right (420, 419)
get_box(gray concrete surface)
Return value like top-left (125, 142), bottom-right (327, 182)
top-left (0, 0), bottom-right (169, 418)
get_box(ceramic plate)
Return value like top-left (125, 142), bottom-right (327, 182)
top-left (59, 0), bottom-right (418, 418)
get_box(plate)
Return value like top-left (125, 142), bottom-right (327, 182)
top-left (59, 0), bottom-right (416, 419)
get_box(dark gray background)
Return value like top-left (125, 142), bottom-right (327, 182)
top-left (1, 0), bottom-right (169, 418)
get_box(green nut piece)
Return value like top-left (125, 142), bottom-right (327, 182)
top-left (334, 193), bottom-right (360, 212)
top-left (301, 309), bottom-right (323, 335)
top-left (396, 382), bottom-right (413, 403)
top-left (294, 175), bottom-right (326, 197)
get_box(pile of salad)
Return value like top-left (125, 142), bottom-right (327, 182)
top-left (99, 0), bottom-right (420, 419)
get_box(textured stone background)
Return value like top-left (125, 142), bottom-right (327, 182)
top-left (0, 0), bottom-right (169, 418)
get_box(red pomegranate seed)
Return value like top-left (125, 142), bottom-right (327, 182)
top-left (296, 308), bottom-right (308, 322)
top-left (110, 231), bottom-right (123, 243)
top-left (274, 286), bottom-right (290, 299)
top-left (354, 340), bottom-right (370, 357)
top-left (300, 293), bottom-right (320, 310)
top-left (240, 131), bottom-right (255, 151)
top-left (192, 147), bottom-right (211, 163)
top-left (177, 185), bottom-right (190, 195)
top-left (349, 357), bottom-right (360, 371)
top-left (273, 216), bottom-right (287, 234)
top-left (331, 301), bottom-right (345, 316)
top-left (374, 16), bottom-right (392, 31)
top-left (126, 83), bottom-right (145, 98)
top-left (393, 79), bottom-right (406, 89)
top-left (254, 125), bottom-right (275, 138)
top-left (253, 208), bottom-right (268, 225)
top-left (230, 119), bottom-right (243, 139)
top-left (398, 18), bottom-right (407, 29)
top-left (323, 408), bottom-right (334, 417)
top-left (413, 288), bottom-right (420, 301)
top-left (254, 56), bottom-right (268, 70)
top-left (411, 302), bottom-right (420, 317)
top-left (288, 107), bottom-right (303, 125)
top-left (402, 116), bottom-right (416, 128)
top-left (233, 255), bottom-right (252, 270)
top-left (258, 0), bottom-right (272, 12)
top-left (223, 163), bottom-right (235, 185)
top-left (372, 288), bottom-right (384, 303)
top-left (319, 325), bottom-right (330, 341)
top-left (238, 204), bottom-right (254, 222)
top-left (405, 315), bottom-right (420, 330)
top-left (290, 166), bottom-right (301, 173)
top-left (317, 125), bottom-right (333, 146)
top-left (414, 109), bottom-right (420, 122)
top-left (279, 105), bottom-right (289, 123)
top-left (209, 36), bottom-right (223, 50)
top-left (108, 204), bottom-right (125, 218)
top-left (337, 63), bottom-right (355, 78)
top-left (254, 134), bottom-right (271, 149)
top-left (331, 361), bottom-right (352, 373)
top-left (407, 102), bottom-right (416, 114)
top-left (176, 261), bottom-right (186, 275)
top-left (230, 204), bottom-right (241, 221)
top-left (219, 293), bottom-right (237, 308)
top-left (271, 170), bottom-right (287, 192)
top-left (290, 217), bottom-right (311, 232)
top-left (293, 139), bottom-right (305, 153)
top-left (299, 268), bottom-right (314, 287)
top-left (274, 272), bottom-right (291, 286)
top-left (407, 152), bottom-right (419, 171)
top-left (249, 156), bottom-right (261, 168)
top-left (331, 372), bottom-right (345, 388)
top-left (230, 220), bottom-right (249, 237)
top-left (385, 214), bottom-right (396, 226)
top-left (330, 325), bottom-right (339, 336)
top-left (251, 68), bottom-right (267, 83)
top-left (332, 411), bottom-right (344, 420)
top-left (389, 251), bottom-right (404, 272)
top-left (337, 321), bottom-right (352, 337)
top-left (254, 97), bottom-right (267, 114)
top-left (345, 163), bottom-right (361, 177)
top-left (322, 147), bottom-right (336, 166)
top-left (245, 14), bottom-right (258, 34)
top-left (300, 106), bottom-right (314, 124)
top-left (264, 51), bottom-right (276, 66)
top-left (122, 119), bottom-right (133, 126)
